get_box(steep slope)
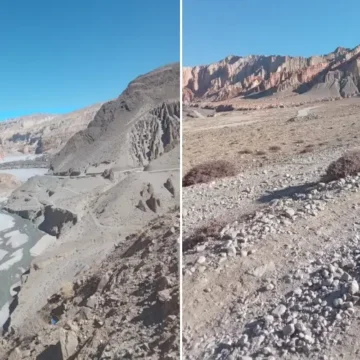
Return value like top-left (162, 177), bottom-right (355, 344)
top-left (51, 64), bottom-right (180, 175)
top-left (0, 213), bottom-right (180, 360)
top-left (183, 45), bottom-right (360, 103)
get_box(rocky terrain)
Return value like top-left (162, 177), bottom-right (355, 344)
top-left (183, 45), bottom-right (360, 105)
top-left (0, 63), bottom-right (180, 359)
top-left (182, 97), bottom-right (360, 359)
top-left (0, 212), bottom-right (180, 360)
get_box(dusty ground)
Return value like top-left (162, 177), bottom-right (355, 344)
top-left (183, 97), bottom-right (360, 174)
top-left (183, 97), bottom-right (360, 359)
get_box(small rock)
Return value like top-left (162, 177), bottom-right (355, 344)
top-left (284, 208), bottom-right (296, 218)
top-left (158, 289), bottom-right (172, 303)
top-left (349, 279), bottom-right (359, 294)
top-left (293, 287), bottom-right (302, 296)
top-left (239, 334), bottom-right (248, 346)
top-left (265, 283), bottom-right (275, 291)
top-left (272, 304), bottom-right (287, 318)
top-left (264, 315), bottom-right (274, 326)
top-left (333, 298), bottom-right (343, 307)
top-left (283, 323), bottom-right (295, 336)
top-left (227, 245), bottom-right (237, 257)
top-left (86, 295), bottom-right (98, 309)
top-left (196, 245), bottom-right (206, 252)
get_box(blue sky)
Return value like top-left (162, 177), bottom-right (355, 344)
top-left (0, 0), bottom-right (179, 120)
top-left (184, 0), bottom-right (360, 66)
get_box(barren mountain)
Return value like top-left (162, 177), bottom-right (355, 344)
top-left (51, 63), bottom-right (180, 175)
top-left (183, 45), bottom-right (360, 103)
top-left (0, 105), bottom-right (102, 156)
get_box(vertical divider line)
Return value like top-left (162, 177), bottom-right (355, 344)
top-left (179, 0), bottom-right (183, 357)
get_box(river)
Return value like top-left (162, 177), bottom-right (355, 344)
top-left (0, 155), bottom-right (51, 330)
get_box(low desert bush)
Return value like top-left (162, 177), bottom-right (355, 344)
top-left (183, 220), bottom-right (224, 252)
top-left (269, 145), bottom-right (281, 152)
top-left (323, 151), bottom-right (360, 182)
top-left (182, 160), bottom-right (236, 186)
top-left (239, 148), bottom-right (253, 154)
top-left (299, 144), bottom-right (315, 154)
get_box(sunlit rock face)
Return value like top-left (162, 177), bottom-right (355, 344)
top-left (183, 45), bottom-right (360, 103)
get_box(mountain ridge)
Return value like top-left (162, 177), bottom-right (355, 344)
top-left (51, 63), bottom-right (180, 175)
top-left (183, 45), bottom-right (360, 103)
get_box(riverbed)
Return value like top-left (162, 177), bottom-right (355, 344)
top-left (0, 155), bottom-right (53, 330)
top-left (0, 207), bottom-right (45, 328)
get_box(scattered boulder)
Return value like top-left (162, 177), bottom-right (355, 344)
top-left (136, 200), bottom-right (147, 212)
top-left (146, 194), bottom-right (160, 213)
top-left (102, 169), bottom-right (114, 181)
top-left (164, 178), bottom-right (175, 196)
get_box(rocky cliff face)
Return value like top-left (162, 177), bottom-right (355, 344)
top-left (51, 63), bottom-right (180, 175)
top-left (183, 46), bottom-right (360, 103)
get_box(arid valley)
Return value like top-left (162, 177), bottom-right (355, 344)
top-left (182, 46), bottom-right (360, 359)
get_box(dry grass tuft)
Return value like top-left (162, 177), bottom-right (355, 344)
top-left (182, 160), bottom-right (237, 187)
top-left (299, 144), bottom-right (315, 154)
top-left (239, 149), bottom-right (253, 155)
top-left (60, 281), bottom-right (75, 299)
top-left (183, 220), bottom-right (225, 252)
top-left (269, 145), bottom-right (282, 152)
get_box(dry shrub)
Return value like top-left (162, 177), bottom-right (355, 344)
top-left (182, 160), bottom-right (236, 186)
top-left (255, 150), bottom-right (267, 156)
top-left (239, 149), bottom-right (253, 154)
top-left (299, 144), bottom-right (315, 154)
top-left (183, 220), bottom-right (224, 252)
top-left (323, 151), bottom-right (360, 182)
top-left (269, 145), bottom-right (281, 152)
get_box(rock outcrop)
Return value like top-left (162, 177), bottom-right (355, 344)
top-left (183, 45), bottom-right (360, 103)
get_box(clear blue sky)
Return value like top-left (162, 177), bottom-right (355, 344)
top-left (0, 0), bottom-right (179, 120)
top-left (184, 0), bottom-right (360, 66)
